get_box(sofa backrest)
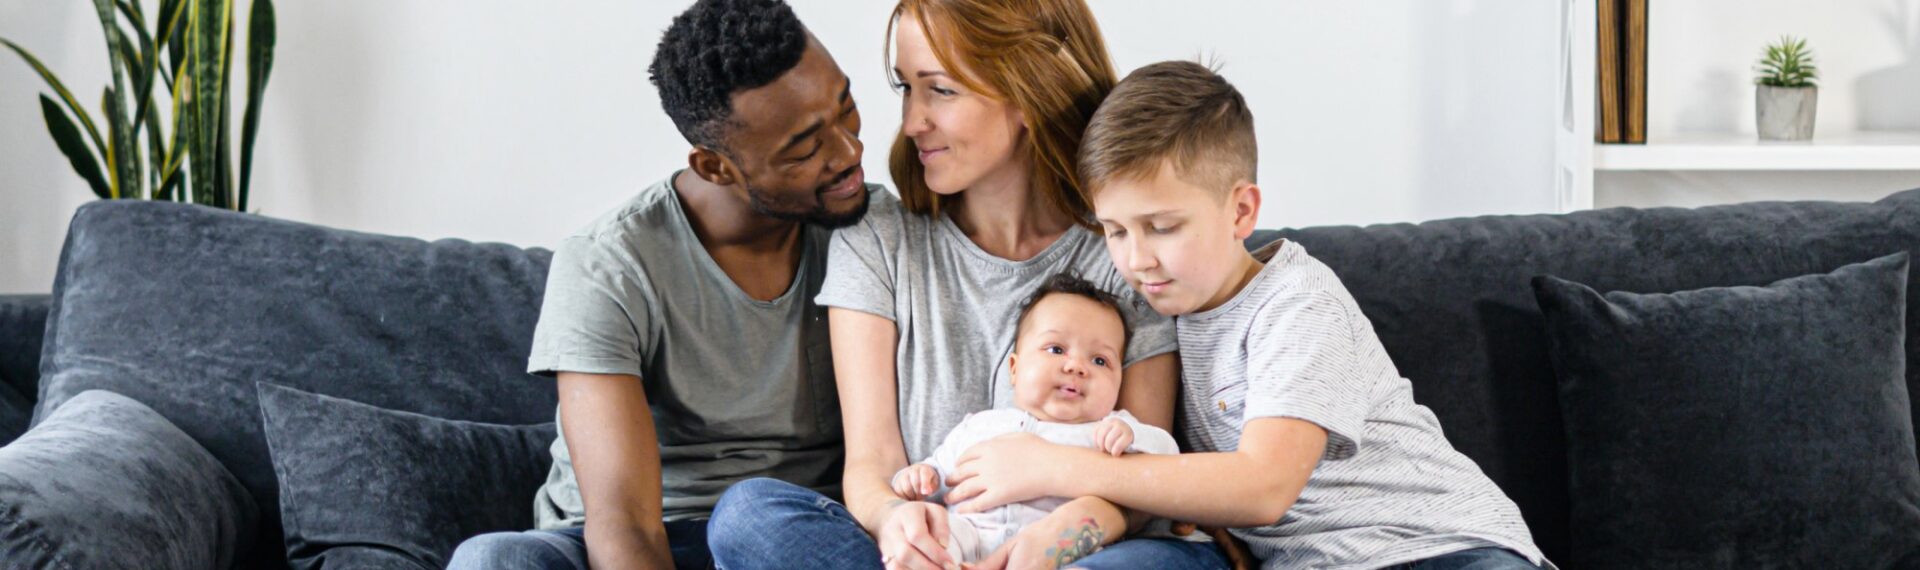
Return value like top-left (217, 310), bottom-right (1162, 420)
top-left (37, 201), bottom-right (558, 567)
top-left (1246, 187), bottom-right (1920, 563)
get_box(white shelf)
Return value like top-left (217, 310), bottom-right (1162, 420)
top-left (1593, 131), bottom-right (1920, 171)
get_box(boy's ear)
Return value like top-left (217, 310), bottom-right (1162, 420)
top-left (687, 146), bottom-right (740, 187)
top-left (1230, 182), bottom-right (1262, 240)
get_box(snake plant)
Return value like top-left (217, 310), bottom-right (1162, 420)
top-left (3, 0), bottom-right (275, 211)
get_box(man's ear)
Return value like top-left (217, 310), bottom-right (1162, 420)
top-left (687, 146), bottom-right (739, 187)
top-left (1230, 182), bottom-right (1263, 240)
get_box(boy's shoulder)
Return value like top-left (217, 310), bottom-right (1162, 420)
top-left (1221, 239), bottom-right (1357, 322)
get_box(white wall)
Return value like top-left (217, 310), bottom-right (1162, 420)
top-left (1597, 0), bottom-right (1920, 208)
top-left (1, 1), bottom-right (1563, 293)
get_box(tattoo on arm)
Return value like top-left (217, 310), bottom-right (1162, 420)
top-left (1045, 517), bottom-right (1105, 567)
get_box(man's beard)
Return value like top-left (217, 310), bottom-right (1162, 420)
top-left (744, 167), bottom-right (871, 229)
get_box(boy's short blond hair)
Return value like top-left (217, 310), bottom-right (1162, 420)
top-left (1078, 60), bottom-right (1257, 199)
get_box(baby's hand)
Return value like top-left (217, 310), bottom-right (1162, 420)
top-left (1093, 416), bottom-right (1134, 456)
top-left (890, 463), bottom-right (940, 501)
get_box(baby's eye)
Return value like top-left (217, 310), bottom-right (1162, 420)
top-left (1044, 345), bottom-right (1064, 355)
top-left (1092, 356), bottom-right (1110, 367)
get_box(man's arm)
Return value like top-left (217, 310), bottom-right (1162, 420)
top-left (557, 371), bottom-right (674, 570)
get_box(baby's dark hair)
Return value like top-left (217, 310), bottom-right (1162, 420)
top-left (1013, 273), bottom-right (1132, 359)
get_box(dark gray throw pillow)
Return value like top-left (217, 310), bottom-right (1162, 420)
top-left (1532, 252), bottom-right (1920, 570)
top-left (256, 383), bottom-right (556, 570)
top-left (0, 389), bottom-right (258, 569)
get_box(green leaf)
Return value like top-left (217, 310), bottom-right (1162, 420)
top-left (1, 37), bottom-right (111, 171)
top-left (188, 0), bottom-right (232, 207)
top-left (239, 0), bottom-right (275, 212)
top-left (39, 95), bottom-right (112, 199)
top-left (94, 0), bottom-right (139, 200)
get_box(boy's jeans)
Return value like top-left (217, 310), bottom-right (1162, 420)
top-left (705, 477), bottom-right (1229, 570)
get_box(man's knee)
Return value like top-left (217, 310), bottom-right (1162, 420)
top-left (709, 478), bottom-right (818, 558)
top-left (447, 531), bottom-right (572, 570)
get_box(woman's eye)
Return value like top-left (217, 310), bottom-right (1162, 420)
top-left (1105, 229), bottom-right (1127, 240)
top-left (890, 81), bottom-right (909, 94)
top-left (931, 85), bottom-right (957, 97)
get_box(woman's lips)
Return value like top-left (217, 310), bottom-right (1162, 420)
top-left (918, 147), bottom-right (947, 163)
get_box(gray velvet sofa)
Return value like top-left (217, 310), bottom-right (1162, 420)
top-left (2, 189), bottom-right (1918, 568)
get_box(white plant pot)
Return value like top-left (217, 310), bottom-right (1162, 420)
top-left (1756, 85), bottom-right (1817, 141)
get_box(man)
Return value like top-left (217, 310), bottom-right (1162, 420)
top-left (448, 0), bottom-right (870, 567)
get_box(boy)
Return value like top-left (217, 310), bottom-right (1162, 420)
top-left (892, 273), bottom-right (1185, 563)
top-left (941, 61), bottom-right (1551, 570)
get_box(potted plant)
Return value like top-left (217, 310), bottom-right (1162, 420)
top-left (2, 0), bottom-right (276, 211)
top-left (1754, 35), bottom-right (1818, 141)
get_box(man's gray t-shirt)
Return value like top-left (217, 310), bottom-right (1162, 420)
top-left (526, 174), bottom-right (855, 528)
top-left (815, 191), bottom-right (1176, 462)
top-left (1177, 239), bottom-right (1549, 570)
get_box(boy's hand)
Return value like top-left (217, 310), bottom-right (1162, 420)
top-left (892, 463), bottom-right (941, 501)
top-left (1093, 417), bottom-right (1134, 457)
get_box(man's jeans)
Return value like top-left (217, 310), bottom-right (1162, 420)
top-left (706, 477), bottom-right (1229, 570)
top-left (446, 519), bottom-right (713, 569)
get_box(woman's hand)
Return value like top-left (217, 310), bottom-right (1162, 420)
top-left (966, 498), bottom-right (1122, 570)
top-left (945, 433), bottom-right (1089, 514)
top-left (878, 499), bottom-right (960, 570)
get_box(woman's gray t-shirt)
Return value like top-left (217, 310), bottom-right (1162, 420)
top-left (815, 191), bottom-right (1176, 461)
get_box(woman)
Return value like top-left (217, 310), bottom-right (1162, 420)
top-left (706, 1), bottom-right (1228, 569)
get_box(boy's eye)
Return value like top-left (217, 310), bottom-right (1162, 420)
top-left (1152, 224), bottom-right (1178, 235)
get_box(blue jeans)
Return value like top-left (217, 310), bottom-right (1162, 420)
top-left (1383, 547), bottom-right (1542, 570)
top-left (707, 477), bottom-right (1228, 570)
top-left (446, 519), bottom-right (713, 570)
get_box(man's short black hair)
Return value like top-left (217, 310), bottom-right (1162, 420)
top-left (649, 0), bottom-right (810, 150)
top-left (1014, 273), bottom-right (1132, 359)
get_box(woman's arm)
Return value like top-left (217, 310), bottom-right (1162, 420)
top-left (829, 308), bottom-right (958, 570)
top-left (948, 417), bottom-right (1328, 528)
top-left (830, 308), bottom-right (912, 530)
top-left (556, 372), bottom-right (675, 570)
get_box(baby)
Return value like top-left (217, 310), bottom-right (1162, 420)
top-left (891, 273), bottom-right (1181, 563)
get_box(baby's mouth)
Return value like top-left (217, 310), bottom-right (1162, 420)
top-left (1055, 384), bottom-right (1083, 399)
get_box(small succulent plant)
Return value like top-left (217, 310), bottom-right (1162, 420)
top-left (1755, 35), bottom-right (1818, 88)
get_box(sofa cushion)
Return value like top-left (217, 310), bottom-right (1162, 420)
top-left (35, 201), bottom-right (558, 566)
top-left (1532, 253), bottom-right (1920, 569)
top-left (0, 295), bottom-right (50, 445)
top-left (0, 389), bottom-right (257, 569)
top-left (1246, 187), bottom-right (1920, 560)
top-left (258, 383), bottom-right (554, 570)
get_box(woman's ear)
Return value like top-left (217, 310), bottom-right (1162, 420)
top-left (1230, 182), bottom-right (1263, 240)
top-left (687, 146), bottom-right (739, 187)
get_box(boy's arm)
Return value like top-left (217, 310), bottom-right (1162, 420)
top-left (954, 417), bottom-right (1328, 528)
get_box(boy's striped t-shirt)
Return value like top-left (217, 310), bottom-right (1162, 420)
top-left (1175, 239), bottom-right (1551, 570)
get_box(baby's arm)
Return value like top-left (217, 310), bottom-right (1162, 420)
top-left (1092, 415), bottom-right (1135, 456)
top-left (1108, 410), bottom-right (1181, 456)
